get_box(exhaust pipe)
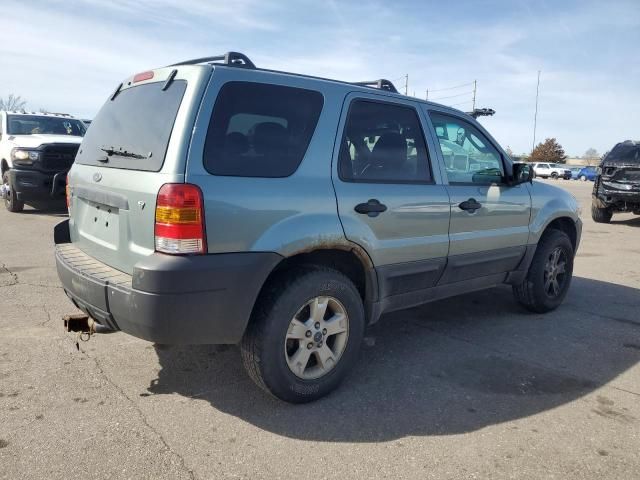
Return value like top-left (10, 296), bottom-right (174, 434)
top-left (63, 313), bottom-right (111, 348)
top-left (63, 313), bottom-right (96, 335)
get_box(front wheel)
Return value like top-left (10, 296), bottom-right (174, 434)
top-left (513, 229), bottom-right (574, 313)
top-left (580, 175), bottom-right (587, 181)
top-left (591, 204), bottom-right (612, 223)
top-left (241, 268), bottom-right (365, 403)
top-left (551, 172), bottom-right (559, 179)
top-left (2, 171), bottom-right (24, 213)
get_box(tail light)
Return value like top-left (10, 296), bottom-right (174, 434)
top-left (155, 183), bottom-right (207, 254)
top-left (133, 71), bottom-right (154, 83)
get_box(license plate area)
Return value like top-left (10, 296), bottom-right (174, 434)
top-left (77, 199), bottom-right (120, 250)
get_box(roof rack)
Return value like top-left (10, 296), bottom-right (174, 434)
top-left (467, 108), bottom-right (495, 119)
top-left (170, 51), bottom-right (256, 68)
top-left (353, 79), bottom-right (399, 94)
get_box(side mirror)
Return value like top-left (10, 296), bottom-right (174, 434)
top-left (511, 163), bottom-right (533, 185)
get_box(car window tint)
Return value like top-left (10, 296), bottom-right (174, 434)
top-left (339, 100), bottom-right (432, 183)
top-left (75, 81), bottom-right (186, 172)
top-left (203, 82), bottom-right (323, 177)
top-left (429, 112), bottom-right (504, 184)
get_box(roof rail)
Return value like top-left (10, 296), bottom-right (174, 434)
top-left (353, 79), bottom-right (399, 94)
top-left (467, 108), bottom-right (495, 119)
top-left (170, 51), bottom-right (256, 68)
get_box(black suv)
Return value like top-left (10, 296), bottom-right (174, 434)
top-left (592, 140), bottom-right (640, 223)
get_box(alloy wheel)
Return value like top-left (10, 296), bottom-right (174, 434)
top-left (544, 247), bottom-right (568, 297)
top-left (284, 296), bottom-right (349, 380)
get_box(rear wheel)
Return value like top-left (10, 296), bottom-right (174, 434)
top-left (2, 171), bottom-right (24, 213)
top-left (551, 172), bottom-right (558, 179)
top-left (591, 204), bottom-right (613, 223)
top-left (241, 268), bottom-right (365, 403)
top-left (513, 229), bottom-right (574, 313)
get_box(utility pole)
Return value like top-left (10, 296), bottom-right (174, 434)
top-left (472, 80), bottom-right (477, 110)
top-left (425, 89), bottom-right (429, 101)
top-left (404, 74), bottom-right (408, 96)
top-left (532, 70), bottom-right (541, 153)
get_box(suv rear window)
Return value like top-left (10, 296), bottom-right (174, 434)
top-left (604, 142), bottom-right (640, 164)
top-left (203, 82), bottom-right (323, 177)
top-left (75, 80), bottom-right (187, 172)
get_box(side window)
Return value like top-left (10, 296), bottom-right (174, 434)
top-left (339, 100), bottom-right (432, 183)
top-left (203, 82), bottom-right (323, 177)
top-left (429, 112), bottom-right (504, 185)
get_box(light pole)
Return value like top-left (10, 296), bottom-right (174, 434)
top-left (532, 70), bottom-right (541, 153)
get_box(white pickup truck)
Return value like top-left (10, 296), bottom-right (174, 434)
top-left (0, 111), bottom-right (86, 212)
top-left (532, 162), bottom-right (572, 180)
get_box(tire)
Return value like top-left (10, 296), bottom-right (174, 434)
top-left (2, 171), bottom-right (24, 213)
top-left (551, 172), bottom-right (558, 179)
top-left (241, 267), bottom-right (365, 403)
top-left (513, 229), bottom-right (574, 313)
top-left (591, 204), bottom-right (613, 223)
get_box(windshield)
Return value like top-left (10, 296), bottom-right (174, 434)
top-left (603, 142), bottom-right (640, 164)
top-left (7, 115), bottom-right (86, 136)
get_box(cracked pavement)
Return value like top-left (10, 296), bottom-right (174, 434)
top-left (0, 181), bottom-right (639, 480)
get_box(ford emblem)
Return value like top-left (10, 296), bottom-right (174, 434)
top-left (93, 172), bottom-right (102, 182)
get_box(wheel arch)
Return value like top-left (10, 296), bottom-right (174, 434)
top-left (249, 244), bottom-right (379, 327)
top-left (544, 216), bottom-right (578, 252)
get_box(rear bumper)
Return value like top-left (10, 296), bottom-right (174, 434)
top-left (8, 168), bottom-right (67, 202)
top-left (54, 220), bottom-right (281, 344)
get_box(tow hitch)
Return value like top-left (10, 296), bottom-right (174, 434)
top-left (63, 313), bottom-right (97, 349)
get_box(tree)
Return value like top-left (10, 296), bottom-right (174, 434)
top-left (583, 147), bottom-right (600, 166)
top-left (505, 146), bottom-right (514, 158)
top-left (0, 94), bottom-right (27, 111)
top-left (530, 138), bottom-right (567, 164)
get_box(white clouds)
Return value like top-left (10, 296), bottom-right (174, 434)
top-left (1, 0), bottom-right (638, 154)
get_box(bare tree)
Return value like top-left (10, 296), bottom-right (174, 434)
top-left (0, 94), bottom-right (27, 111)
top-left (505, 146), bottom-right (514, 158)
top-left (583, 147), bottom-right (600, 166)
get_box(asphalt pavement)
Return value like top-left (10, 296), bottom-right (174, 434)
top-left (0, 179), bottom-right (638, 479)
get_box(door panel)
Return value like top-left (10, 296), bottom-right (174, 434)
top-left (447, 184), bottom-right (531, 256)
top-left (332, 94), bottom-right (450, 280)
top-left (424, 108), bottom-right (531, 283)
top-left (335, 183), bottom-right (451, 266)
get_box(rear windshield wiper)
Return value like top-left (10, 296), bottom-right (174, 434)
top-left (100, 146), bottom-right (151, 160)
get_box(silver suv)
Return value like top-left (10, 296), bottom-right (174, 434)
top-left (55, 52), bottom-right (582, 403)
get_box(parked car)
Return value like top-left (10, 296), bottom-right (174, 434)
top-left (0, 111), bottom-right (85, 212)
top-left (592, 140), bottom-right (640, 223)
top-left (532, 162), bottom-right (571, 179)
top-left (54, 52), bottom-right (582, 403)
top-left (569, 166), bottom-right (583, 180)
top-left (577, 165), bottom-right (597, 181)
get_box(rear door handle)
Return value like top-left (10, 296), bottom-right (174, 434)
top-left (458, 198), bottom-right (482, 212)
top-left (354, 199), bottom-right (387, 217)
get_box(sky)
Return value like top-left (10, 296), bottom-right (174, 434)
top-left (1, 0), bottom-right (639, 156)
